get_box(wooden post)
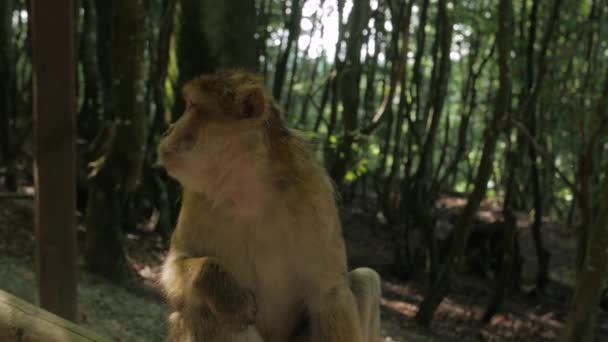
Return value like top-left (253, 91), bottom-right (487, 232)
top-left (31, 0), bottom-right (77, 320)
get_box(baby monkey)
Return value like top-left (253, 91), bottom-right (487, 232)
top-left (159, 70), bottom-right (381, 342)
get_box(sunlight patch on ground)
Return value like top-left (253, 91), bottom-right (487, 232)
top-left (526, 311), bottom-right (564, 330)
top-left (381, 280), bottom-right (486, 320)
top-left (436, 196), bottom-right (467, 209)
top-left (381, 297), bottom-right (418, 317)
top-left (379, 278), bottom-right (566, 340)
top-left (380, 291), bottom-right (562, 341)
top-left (382, 280), bottom-right (423, 300)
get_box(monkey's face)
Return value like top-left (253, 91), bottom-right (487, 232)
top-left (158, 80), bottom-right (268, 193)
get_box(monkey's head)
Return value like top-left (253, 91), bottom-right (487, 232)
top-left (159, 70), bottom-right (286, 196)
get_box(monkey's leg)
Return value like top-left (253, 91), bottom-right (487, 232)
top-left (167, 311), bottom-right (264, 342)
top-left (308, 282), bottom-right (365, 342)
top-left (162, 256), bottom-right (259, 341)
top-left (348, 267), bottom-right (382, 342)
top-left (163, 256), bottom-right (257, 325)
top-left (229, 326), bottom-right (265, 342)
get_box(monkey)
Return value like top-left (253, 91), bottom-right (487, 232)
top-left (158, 70), bottom-right (382, 342)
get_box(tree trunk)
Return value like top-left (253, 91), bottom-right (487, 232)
top-left (94, 0), bottom-right (112, 113)
top-left (74, 0), bottom-right (104, 216)
top-left (361, 8), bottom-right (383, 125)
top-left (176, 0), bottom-right (257, 113)
top-left (526, 0), bottom-right (563, 292)
top-left (322, 0), bottom-right (345, 161)
top-left (272, 0), bottom-right (302, 102)
top-left (415, 0), bottom-right (513, 326)
top-left (483, 142), bottom-right (521, 322)
top-left (284, 48), bottom-right (301, 114)
top-left (84, 0), bottom-right (147, 281)
top-left (398, 0), bottom-right (452, 284)
top-left (145, 0), bottom-right (178, 241)
top-left (79, 0), bottom-right (104, 144)
top-left (383, 1), bottom-right (414, 223)
top-left (0, 0), bottom-right (16, 191)
top-left (410, 0), bottom-right (430, 139)
top-left (313, 70), bottom-right (332, 133)
top-left (439, 39), bottom-right (495, 186)
top-left (255, 0), bottom-right (269, 76)
top-left (297, 52), bottom-right (323, 127)
top-left (329, 0), bottom-right (371, 187)
top-left (561, 162), bottom-right (608, 342)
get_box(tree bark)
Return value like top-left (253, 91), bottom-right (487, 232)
top-left (482, 135), bottom-right (521, 322)
top-left (361, 8), bottom-right (384, 126)
top-left (329, 0), bottom-right (371, 187)
top-left (406, 0), bottom-right (453, 284)
top-left (561, 153), bottom-right (608, 342)
top-left (382, 1), bottom-right (414, 222)
top-left (0, 0), bottom-right (16, 191)
top-left (415, 0), bottom-right (513, 326)
top-left (79, 0), bottom-right (104, 144)
top-left (94, 0), bottom-right (112, 114)
top-left (526, 0), bottom-right (563, 292)
top-left (272, 0), bottom-right (302, 102)
top-left (145, 0), bottom-right (178, 241)
top-left (297, 52), bottom-right (324, 127)
top-left (410, 0), bottom-right (430, 140)
top-left (176, 0), bottom-right (257, 113)
top-left (439, 39), bottom-right (495, 186)
top-left (84, 0), bottom-right (147, 281)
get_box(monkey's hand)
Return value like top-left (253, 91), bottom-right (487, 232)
top-left (194, 259), bottom-right (257, 331)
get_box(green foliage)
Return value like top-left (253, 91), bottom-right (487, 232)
top-left (165, 28), bottom-right (179, 114)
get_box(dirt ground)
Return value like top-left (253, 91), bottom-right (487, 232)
top-left (1, 196), bottom-right (607, 341)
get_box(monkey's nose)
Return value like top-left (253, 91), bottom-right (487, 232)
top-left (162, 124), bottom-right (175, 138)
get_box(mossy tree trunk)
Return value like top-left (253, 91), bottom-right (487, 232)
top-left (84, 0), bottom-right (147, 282)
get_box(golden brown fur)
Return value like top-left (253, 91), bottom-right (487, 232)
top-left (158, 70), bottom-right (381, 342)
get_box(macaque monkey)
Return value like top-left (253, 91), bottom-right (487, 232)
top-left (158, 70), bottom-right (381, 342)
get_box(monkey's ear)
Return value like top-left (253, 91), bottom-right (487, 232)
top-left (237, 86), bottom-right (266, 119)
top-left (182, 82), bottom-right (205, 113)
top-left (185, 99), bottom-right (203, 114)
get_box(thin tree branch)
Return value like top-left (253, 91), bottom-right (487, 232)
top-left (510, 118), bottom-right (578, 195)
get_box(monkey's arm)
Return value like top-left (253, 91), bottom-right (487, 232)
top-left (308, 283), bottom-right (365, 342)
top-left (161, 255), bottom-right (257, 329)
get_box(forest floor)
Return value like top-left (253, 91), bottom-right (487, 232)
top-left (1, 194), bottom-right (607, 341)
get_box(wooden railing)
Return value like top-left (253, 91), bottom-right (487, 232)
top-left (0, 289), bottom-right (110, 342)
